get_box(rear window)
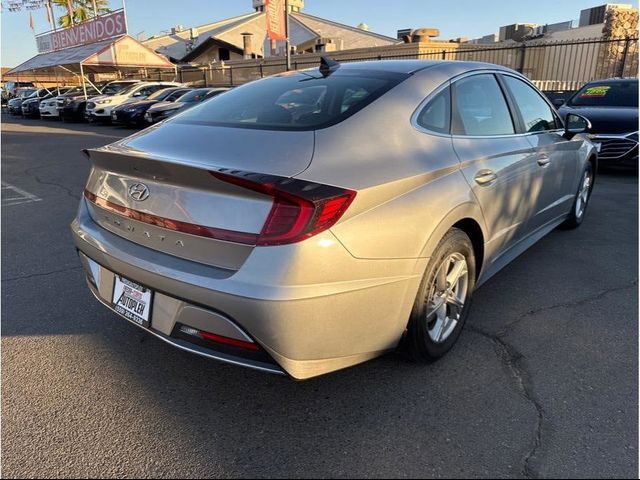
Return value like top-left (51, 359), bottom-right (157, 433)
top-left (568, 81), bottom-right (638, 107)
top-left (174, 69), bottom-right (409, 130)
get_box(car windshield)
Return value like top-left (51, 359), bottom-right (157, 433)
top-left (112, 83), bottom-right (142, 96)
top-left (176, 89), bottom-right (213, 103)
top-left (175, 69), bottom-right (409, 130)
top-left (147, 88), bottom-right (177, 101)
top-left (19, 89), bottom-right (36, 98)
top-left (102, 82), bottom-right (136, 95)
top-left (568, 81), bottom-right (639, 107)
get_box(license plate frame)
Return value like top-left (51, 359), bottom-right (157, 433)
top-left (112, 275), bottom-right (153, 328)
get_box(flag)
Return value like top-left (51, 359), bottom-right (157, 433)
top-left (66, 0), bottom-right (74, 21)
top-left (265, 0), bottom-right (286, 41)
top-left (28, 11), bottom-right (35, 32)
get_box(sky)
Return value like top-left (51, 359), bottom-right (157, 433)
top-left (2, 0), bottom-right (638, 67)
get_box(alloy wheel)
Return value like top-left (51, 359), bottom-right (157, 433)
top-left (426, 252), bottom-right (469, 343)
top-left (575, 170), bottom-right (592, 219)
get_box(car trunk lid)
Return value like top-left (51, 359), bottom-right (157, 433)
top-left (83, 126), bottom-right (315, 270)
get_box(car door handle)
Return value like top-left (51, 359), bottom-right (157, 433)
top-left (537, 154), bottom-right (551, 167)
top-left (474, 169), bottom-right (497, 185)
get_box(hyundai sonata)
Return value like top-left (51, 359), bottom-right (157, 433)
top-left (72, 60), bottom-right (596, 379)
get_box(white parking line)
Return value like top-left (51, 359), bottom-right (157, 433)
top-left (1, 182), bottom-right (42, 207)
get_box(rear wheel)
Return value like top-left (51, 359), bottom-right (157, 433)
top-left (561, 163), bottom-right (593, 229)
top-left (406, 228), bottom-right (476, 361)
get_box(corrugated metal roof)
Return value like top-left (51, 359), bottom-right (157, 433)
top-left (7, 38), bottom-right (116, 74)
top-left (7, 35), bottom-right (175, 74)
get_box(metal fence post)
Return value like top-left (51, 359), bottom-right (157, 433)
top-left (202, 68), bottom-right (207, 87)
top-left (441, 50), bottom-right (446, 60)
top-left (259, 63), bottom-right (264, 78)
top-left (619, 36), bottom-right (631, 77)
top-left (517, 42), bottom-right (526, 73)
top-left (230, 65), bottom-right (234, 86)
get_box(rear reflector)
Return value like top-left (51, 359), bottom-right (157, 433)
top-left (210, 170), bottom-right (356, 246)
top-left (179, 325), bottom-right (260, 351)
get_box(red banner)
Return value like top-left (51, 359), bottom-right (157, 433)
top-left (265, 0), bottom-right (286, 41)
top-left (36, 10), bottom-right (127, 53)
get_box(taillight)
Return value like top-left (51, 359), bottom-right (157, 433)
top-left (210, 170), bottom-right (356, 246)
top-left (83, 171), bottom-right (355, 248)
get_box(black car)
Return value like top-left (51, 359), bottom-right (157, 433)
top-left (7, 88), bottom-right (38, 114)
top-left (558, 79), bottom-right (638, 168)
top-left (111, 87), bottom-right (191, 127)
top-left (144, 88), bottom-right (229, 124)
top-left (59, 80), bottom-right (141, 122)
top-left (21, 94), bottom-right (50, 118)
top-left (58, 86), bottom-right (101, 121)
top-left (21, 87), bottom-right (73, 118)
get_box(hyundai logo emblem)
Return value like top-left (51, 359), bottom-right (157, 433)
top-left (128, 183), bottom-right (150, 201)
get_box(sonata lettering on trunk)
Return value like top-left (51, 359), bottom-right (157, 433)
top-left (102, 214), bottom-right (186, 248)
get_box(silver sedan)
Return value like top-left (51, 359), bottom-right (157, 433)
top-left (72, 60), bottom-right (596, 379)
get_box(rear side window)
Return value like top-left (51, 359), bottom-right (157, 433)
top-left (503, 75), bottom-right (558, 132)
top-left (174, 69), bottom-right (409, 130)
top-left (452, 74), bottom-right (514, 136)
top-left (416, 86), bottom-right (451, 134)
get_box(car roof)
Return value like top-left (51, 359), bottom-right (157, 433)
top-left (304, 59), bottom-right (513, 75)
top-left (585, 78), bottom-right (638, 84)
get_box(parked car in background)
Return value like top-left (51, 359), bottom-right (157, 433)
top-left (4, 80), bottom-right (35, 98)
top-left (73, 60), bottom-right (596, 379)
top-left (85, 81), bottom-right (183, 123)
top-left (144, 87), bottom-right (229, 124)
top-left (111, 86), bottom-right (192, 127)
top-left (40, 88), bottom-right (75, 119)
top-left (558, 78), bottom-right (638, 169)
top-left (57, 80), bottom-right (141, 122)
top-left (22, 87), bottom-right (73, 118)
top-left (58, 86), bottom-right (102, 121)
top-left (7, 88), bottom-right (39, 114)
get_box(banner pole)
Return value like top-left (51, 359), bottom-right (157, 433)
top-left (48, 0), bottom-right (57, 32)
top-left (80, 62), bottom-right (87, 100)
top-left (122, 0), bottom-right (129, 33)
top-left (285, 0), bottom-right (290, 70)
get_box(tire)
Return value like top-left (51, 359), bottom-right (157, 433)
top-left (405, 228), bottom-right (476, 361)
top-left (561, 162), bottom-right (594, 229)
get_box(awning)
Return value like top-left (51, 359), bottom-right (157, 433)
top-left (7, 35), bottom-right (175, 75)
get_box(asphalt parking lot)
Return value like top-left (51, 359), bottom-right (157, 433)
top-left (1, 114), bottom-right (638, 479)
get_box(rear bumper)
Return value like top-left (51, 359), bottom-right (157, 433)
top-left (71, 199), bottom-right (423, 379)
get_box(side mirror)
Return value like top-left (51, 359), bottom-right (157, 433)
top-left (132, 92), bottom-right (142, 97)
top-left (564, 113), bottom-right (591, 138)
top-left (552, 98), bottom-right (565, 108)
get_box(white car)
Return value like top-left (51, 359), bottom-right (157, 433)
top-left (39, 86), bottom-right (75, 118)
top-left (85, 82), bottom-right (183, 122)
